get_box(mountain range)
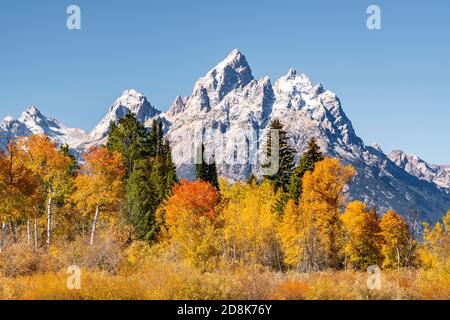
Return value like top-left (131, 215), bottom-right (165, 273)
top-left (1, 49), bottom-right (449, 222)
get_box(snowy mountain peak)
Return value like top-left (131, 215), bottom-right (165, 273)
top-left (0, 105), bottom-right (87, 149)
top-left (167, 95), bottom-right (188, 117)
top-left (84, 89), bottom-right (161, 147)
top-left (113, 89), bottom-right (149, 113)
top-left (192, 49), bottom-right (254, 103)
top-left (275, 69), bottom-right (315, 94)
top-left (371, 143), bottom-right (383, 153)
top-left (287, 68), bottom-right (297, 77)
top-left (20, 105), bottom-right (43, 119)
top-left (215, 49), bottom-right (249, 71)
top-left (19, 106), bottom-right (50, 128)
top-left (3, 115), bottom-right (15, 123)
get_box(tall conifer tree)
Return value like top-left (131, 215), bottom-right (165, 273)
top-left (289, 138), bottom-right (324, 203)
top-left (262, 119), bottom-right (295, 192)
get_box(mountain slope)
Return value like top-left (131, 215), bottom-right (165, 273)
top-left (0, 107), bottom-right (87, 148)
top-left (389, 150), bottom-right (450, 190)
top-left (1, 49), bottom-right (449, 222)
top-left (161, 50), bottom-right (450, 222)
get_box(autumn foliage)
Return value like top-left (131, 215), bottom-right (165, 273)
top-left (0, 133), bottom-right (450, 300)
top-left (278, 158), bottom-right (356, 271)
top-left (72, 146), bottom-right (125, 245)
top-left (161, 179), bottom-right (220, 269)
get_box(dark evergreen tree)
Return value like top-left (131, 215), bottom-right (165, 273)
top-left (289, 137), bottom-right (324, 203)
top-left (262, 119), bottom-right (295, 192)
top-left (125, 158), bottom-right (162, 242)
top-left (273, 191), bottom-right (290, 216)
top-left (157, 120), bottom-right (164, 156)
top-left (106, 113), bottom-right (178, 242)
top-left (207, 156), bottom-right (220, 190)
top-left (196, 143), bottom-right (219, 189)
top-left (247, 173), bottom-right (257, 186)
top-left (59, 144), bottom-right (78, 175)
top-left (162, 139), bottom-right (178, 195)
top-left (106, 113), bottom-right (151, 175)
top-left (148, 120), bottom-right (158, 156)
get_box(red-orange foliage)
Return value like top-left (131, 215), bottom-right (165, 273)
top-left (162, 179), bottom-right (220, 269)
top-left (165, 179), bottom-right (219, 225)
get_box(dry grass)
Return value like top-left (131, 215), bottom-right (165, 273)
top-left (0, 239), bottom-right (449, 300)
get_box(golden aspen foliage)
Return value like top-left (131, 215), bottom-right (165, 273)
top-left (379, 210), bottom-right (414, 270)
top-left (21, 135), bottom-right (76, 246)
top-left (340, 201), bottom-right (382, 269)
top-left (72, 146), bottom-right (125, 244)
top-left (221, 180), bottom-right (280, 268)
top-left (278, 200), bottom-right (302, 267)
top-left (279, 157), bottom-right (355, 270)
top-left (22, 135), bottom-right (74, 200)
top-left (419, 210), bottom-right (450, 269)
top-left (0, 140), bottom-right (41, 234)
top-left (162, 179), bottom-right (221, 270)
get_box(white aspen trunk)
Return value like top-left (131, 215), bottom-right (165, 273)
top-left (90, 205), bottom-right (100, 246)
top-left (34, 217), bottom-right (38, 250)
top-left (0, 222), bottom-right (6, 252)
top-left (396, 246), bottom-right (401, 271)
top-left (46, 197), bottom-right (52, 247)
top-left (27, 219), bottom-right (31, 246)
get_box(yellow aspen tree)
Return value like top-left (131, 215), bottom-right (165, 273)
top-left (340, 201), bottom-right (382, 269)
top-left (22, 135), bottom-right (74, 247)
top-left (221, 180), bottom-right (280, 268)
top-left (420, 210), bottom-right (450, 268)
top-left (72, 146), bottom-right (125, 245)
top-left (379, 210), bottom-right (414, 270)
top-left (278, 200), bottom-right (302, 267)
top-left (280, 157), bottom-right (355, 271)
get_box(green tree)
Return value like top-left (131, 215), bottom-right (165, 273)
top-left (162, 139), bottom-right (178, 195)
top-left (106, 113), bottom-right (151, 175)
top-left (289, 138), bottom-right (323, 203)
top-left (107, 114), bottom-right (177, 242)
top-left (262, 119), bottom-right (295, 192)
top-left (247, 173), bottom-right (257, 186)
top-left (59, 144), bottom-right (78, 175)
top-left (196, 143), bottom-right (219, 189)
top-left (125, 158), bottom-right (162, 242)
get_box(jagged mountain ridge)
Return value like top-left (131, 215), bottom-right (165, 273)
top-left (0, 106), bottom-right (87, 148)
top-left (1, 49), bottom-right (449, 222)
top-left (389, 150), bottom-right (450, 190)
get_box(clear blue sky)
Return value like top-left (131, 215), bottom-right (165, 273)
top-left (1, 0), bottom-right (449, 164)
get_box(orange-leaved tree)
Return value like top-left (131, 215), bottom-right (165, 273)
top-left (22, 135), bottom-right (75, 247)
top-left (0, 140), bottom-right (39, 250)
top-left (0, 139), bottom-right (42, 250)
top-left (72, 146), bottom-right (125, 245)
top-left (161, 179), bottom-right (220, 270)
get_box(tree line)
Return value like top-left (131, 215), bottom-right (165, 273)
top-left (0, 116), bottom-right (449, 273)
